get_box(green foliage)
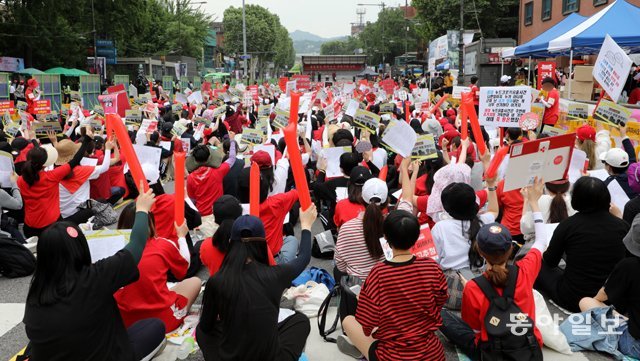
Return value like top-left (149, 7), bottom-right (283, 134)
top-left (412, 0), bottom-right (519, 41)
top-left (319, 8), bottom-right (419, 65)
top-left (222, 4), bottom-right (294, 74)
top-left (0, 0), bottom-right (211, 69)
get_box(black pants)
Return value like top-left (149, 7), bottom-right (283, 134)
top-left (440, 309), bottom-right (480, 360)
top-left (107, 186), bottom-right (126, 205)
top-left (198, 311), bottom-right (310, 361)
top-left (534, 260), bottom-right (574, 311)
top-left (127, 318), bottom-right (166, 361)
top-left (23, 218), bottom-right (60, 239)
top-left (63, 208), bottom-right (94, 226)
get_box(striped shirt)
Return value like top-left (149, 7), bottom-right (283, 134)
top-left (356, 257), bottom-right (448, 361)
top-left (334, 200), bottom-right (413, 279)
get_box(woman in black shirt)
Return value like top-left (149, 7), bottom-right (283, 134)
top-left (534, 177), bottom-right (628, 312)
top-left (23, 186), bottom-right (166, 361)
top-left (197, 205), bottom-right (318, 361)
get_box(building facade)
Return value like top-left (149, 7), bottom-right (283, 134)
top-left (519, 0), bottom-right (640, 44)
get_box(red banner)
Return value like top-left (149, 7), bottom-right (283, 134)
top-left (292, 75), bottom-right (311, 90)
top-left (303, 64), bottom-right (364, 71)
top-left (247, 85), bottom-right (259, 102)
top-left (537, 61), bottom-right (557, 89)
top-left (33, 100), bottom-right (51, 115)
top-left (0, 100), bottom-right (15, 114)
top-left (410, 225), bottom-right (438, 260)
top-left (278, 77), bottom-right (289, 92)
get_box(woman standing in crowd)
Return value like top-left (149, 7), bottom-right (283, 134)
top-left (196, 205), bottom-right (317, 361)
top-left (23, 187), bottom-right (166, 361)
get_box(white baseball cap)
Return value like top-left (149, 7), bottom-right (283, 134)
top-left (362, 178), bottom-right (388, 205)
top-left (500, 75), bottom-right (512, 83)
top-left (600, 148), bottom-right (629, 168)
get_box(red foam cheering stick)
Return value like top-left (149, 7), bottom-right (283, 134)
top-left (465, 99), bottom-right (487, 155)
top-left (460, 93), bottom-right (471, 140)
top-left (174, 144), bottom-right (185, 225)
top-left (107, 114), bottom-right (149, 192)
top-left (485, 146), bottom-right (509, 179)
top-left (283, 123), bottom-right (312, 211)
top-left (405, 102), bottom-right (411, 124)
top-left (249, 161), bottom-right (260, 217)
top-left (378, 165), bottom-right (388, 181)
top-left (430, 94), bottom-right (450, 113)
top-left (289, 91), bottom-right (301, 127)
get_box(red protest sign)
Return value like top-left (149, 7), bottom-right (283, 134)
top-left (537, 61), bottom-right (556, 90)
top-left (33, 100), bottom-right (51, 115)
top-left (279, 77), bottom-right (289, 92)
top-left (202, 82), bottom-right (212, 92)
top-left (248, 85), bottom-right (259, 102)
top-left (292, 75), bottom-right (311, 91)
top-left (99, 91), bottom-right (129, 117)
top-left (0, 100), bottom-right (15, 114)
top-left (107, 83), bottom-right (126, 94)
top-left (380, 78), bottom-right (395, 95)
top-left (411, 225), bottom-right (438, 260)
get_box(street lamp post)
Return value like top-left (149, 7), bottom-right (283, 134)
top-left (242, 0), bottom-right (248, 82)
top-left (458, 0), bottom-right (465, 85)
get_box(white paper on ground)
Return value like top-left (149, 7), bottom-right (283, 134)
top-left (608, 180), bottom-right (631, 212)
top-left (84, 230), bottom-right (130, 263)
top-left (568, 148), bottom-right (587, 183)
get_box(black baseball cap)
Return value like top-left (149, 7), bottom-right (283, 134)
top-left (230, 215), bottom-right (266, 241)
top-left (477, 223), bottom-right (513, 253)
top-left (350, 166), bottom-right (373, 186)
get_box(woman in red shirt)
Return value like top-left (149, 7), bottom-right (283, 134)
top-left (538, 77), bottom-right (560, 133)
top-left (115, 203), bottom-right (202, 332)
top-left (200, 195), bottom-right (243, 276)
top-left (18, 136), bottom-right (92, 238)
top-left (333, 166), bottom-right (371, 229)
top-left (439, 181), bottom-right (550, 360)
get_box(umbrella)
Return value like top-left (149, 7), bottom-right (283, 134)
top-left (204, 72), bottom-right (230, 78)
top-left (45, 67), bottom-right (90, 76)
top-left (17, 68), bottom-right (44, 75)
top-left (356, 68), bottom-right (378, 77)
top-left (67, 68), bottom-right (90, 76)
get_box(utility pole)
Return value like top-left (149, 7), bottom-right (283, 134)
top-left (358, 2), bottom-right (386, 74)
top-left (242, 0), bottom-right (248, 82)
top-left (91, 0), bottom-right (97, 74)
top-left (458, 0), bottom-right (465, 85)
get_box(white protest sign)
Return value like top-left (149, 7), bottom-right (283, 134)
top-left (593, 35), bottom-right (633, 103)
top-left (479, 86), bottom-right (532, 128)
top-left (343, 82), bottom-right (356, 95)
top-left (411, 134), bottom-right (438, 160)
top-left (381, 120), bottom-right (417, 158)
top-left (323, 146), bottom-right (352, 178)
top-left (503, 134), bottom-right (575, 191)
top-left (323, 103), bottom-right (335, 121)
top-left (285, 80), bottom-right (297, 96)
top-left (175, 92), bottom-right (188, 104)
top-left (0, 151), bottom-right (14, 187)
top-left (85, 230), bottom-right (130, 263)
top-left (568, 148), bottom-right (587, 183)
top-left (353, 108), bottom-right (381, 134)
top-left (80, 157), bottom-right (99, 167)
top-left (187, 90), bottom-right (203, 104)
top-left (608, 180), bottom-right (630, 212)
top-left (132, 145), bottom-right (162, 182)
top-left (335, 187), bottom-right (348, 201)
top-left (345, 99), bottom-right (359, 117)
top-left (452, 86), bottom-right (471, 100)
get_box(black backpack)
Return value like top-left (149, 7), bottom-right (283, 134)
top-left (473, 265), bottom-right (543, 361)
top-left (317, 275), bottom-right (361, 342)
top-left (0, 236), bottom-right (36, 278)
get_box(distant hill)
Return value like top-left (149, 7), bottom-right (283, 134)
top-left (289, 30), bottom-right (348, 55)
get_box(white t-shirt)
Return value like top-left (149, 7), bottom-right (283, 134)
top-left (431, 212), bottom-right (495, 270)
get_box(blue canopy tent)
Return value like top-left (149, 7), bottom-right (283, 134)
top-left (548, 0), bottom-right (640, 55)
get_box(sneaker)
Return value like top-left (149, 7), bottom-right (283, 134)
top-left (337, 335), bottom-right (363, 359)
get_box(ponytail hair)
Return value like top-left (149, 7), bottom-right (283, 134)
top-left (467, 216), bottom-right (484, 269)
top-left (22, 147), bottom-right (47, 186)
top-left (212, 218), bottom-right (235, 253)
top-left (476, 243), bottom-right (514, 288)
top-left (578, 139), bottom-right (597, 170)
top-left (546, 181), bottom-right (570, 223)
top-left (362, 199), bottom-right (388, 259)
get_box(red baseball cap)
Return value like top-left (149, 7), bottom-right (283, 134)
top-left (576, 125), bottom-right (596, 142)
top-left (251, 150), bottom-right (272, 169)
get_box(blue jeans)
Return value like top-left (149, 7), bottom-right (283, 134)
top-left (275, 236), bottom-right (299, 265)
top-left (619, 324), bottom-right (640, 359)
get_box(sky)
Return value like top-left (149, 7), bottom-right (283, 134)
top-left (204, 0), bottom-right (406, 39)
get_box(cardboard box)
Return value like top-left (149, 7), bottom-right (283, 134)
top-left (573, 66), bottom-right (595, 82)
